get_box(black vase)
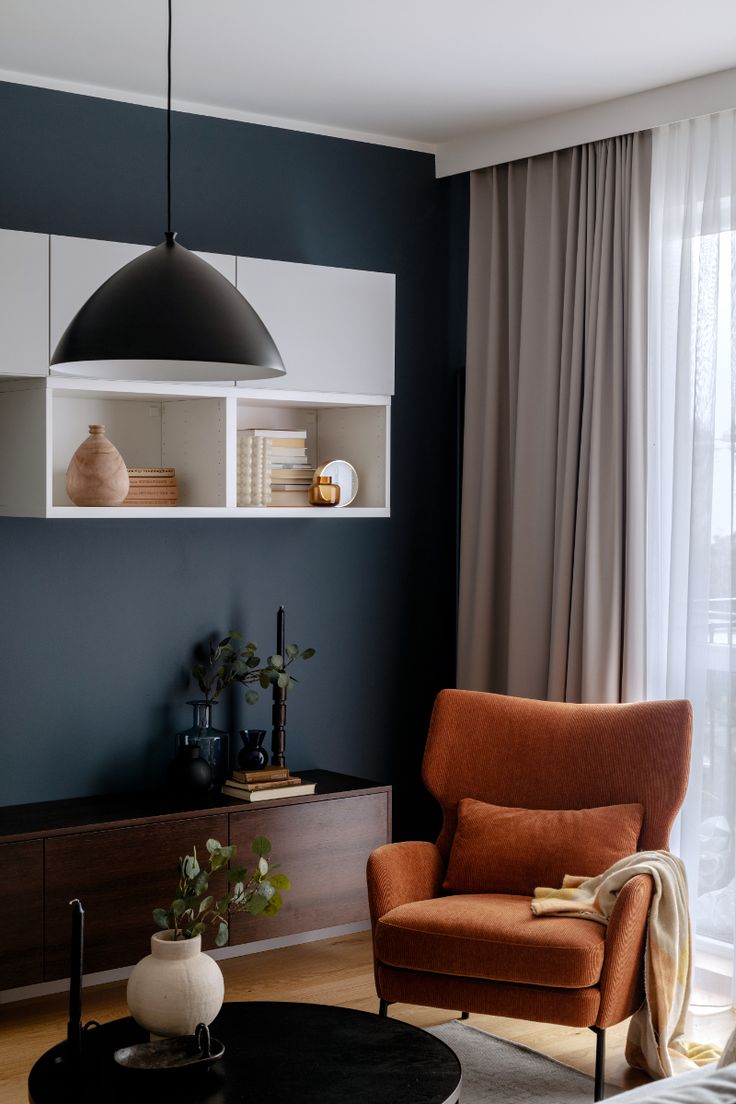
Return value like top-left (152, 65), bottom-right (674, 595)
top-left (237, 729), bottom-right (268, 770)
top-left (167, 743), bottom-right (212, 794)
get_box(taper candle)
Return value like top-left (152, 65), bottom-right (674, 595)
top-left (272, 605), bottom-right (287, 768)
top-left (67, 898), bottom-right (84, 1058)
top-left (277, 605), bottom-right (285, 659)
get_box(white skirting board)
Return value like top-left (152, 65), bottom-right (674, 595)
top-left (0, 919), bottom-right (371, 1005)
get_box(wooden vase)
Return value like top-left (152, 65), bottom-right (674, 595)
top-left (66, 424), bottom-right (130, 506)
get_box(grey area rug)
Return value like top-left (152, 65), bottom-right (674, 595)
top-left (428, 1020), bottom-right (621, 1103)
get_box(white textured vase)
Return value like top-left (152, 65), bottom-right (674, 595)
top-left (126, 930), bottom-right (224, 1037)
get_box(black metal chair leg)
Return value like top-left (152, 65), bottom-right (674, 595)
top-left (591, 1026), bottom-right (606, 1101)
top-left (379, 999), bottom-right (390, 1017)
top-left (460, 1011), bottom-right (469, 1020)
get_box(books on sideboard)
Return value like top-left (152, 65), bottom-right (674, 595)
top-left (221, 771), bottom-right (317, 802)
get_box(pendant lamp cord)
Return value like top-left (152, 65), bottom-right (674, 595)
top-left (166, 0), bottom-right (172, 236)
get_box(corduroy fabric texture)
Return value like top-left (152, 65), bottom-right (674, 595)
top-left (367, 842), bottom-right (445, 929)
top-left (376, 964), bottom-right (601, 1027)
top-left (375, 893), bottom-right (606, 988)
top-left (423, 691), bottom-right (692, 859)
top-left (443, 798), bottom-right (644, 896)
top-left (596, 873), bottom-right (653, 1027)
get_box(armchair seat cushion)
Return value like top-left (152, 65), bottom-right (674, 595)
top-left (375, 893), bottom-right (606, 989)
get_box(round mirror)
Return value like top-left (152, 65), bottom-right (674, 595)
top-left (315, 459), bottom-right (359, 507)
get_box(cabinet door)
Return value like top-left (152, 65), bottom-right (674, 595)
top-left (44, 814), bottom-right (228, 980)
top-left (50, 235), bottom-right (237, 354)
top-left (0, 229), bottom-right (49, 378)
top-left (228, 793), bottom-right (388, 946)
top-left (236, 257), bottom-right (395, 395)
top-left (0, 840), bottom-right (44, 988)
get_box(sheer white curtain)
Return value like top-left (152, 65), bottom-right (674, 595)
top-left (648, 110), bottom-right (736, 998)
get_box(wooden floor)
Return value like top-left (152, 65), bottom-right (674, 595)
top-left (2, 930), bottom-right (733, 1103)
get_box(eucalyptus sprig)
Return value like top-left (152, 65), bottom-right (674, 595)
top-left (153, 837), bottom-right (290, 946)
top-left (191, 632), bottom-right (315, 705)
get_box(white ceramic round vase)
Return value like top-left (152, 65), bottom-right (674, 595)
top-left (126, 930), bottom-right (224, 1037)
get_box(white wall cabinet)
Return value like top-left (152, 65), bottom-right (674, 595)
top-left (235, 256), bottom-right (395, 395)
top-left (0, 229), bottom-right (394, 519)
top-left (0, 377), bottom-right (390, 519)
top-left (0, 229), bottom-right (49, 378)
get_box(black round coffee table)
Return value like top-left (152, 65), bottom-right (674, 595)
top-left (28, 1001), bottom-right (461, 1103)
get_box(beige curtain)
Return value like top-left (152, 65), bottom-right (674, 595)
top-left (457, 133), bottom-right (651, 703)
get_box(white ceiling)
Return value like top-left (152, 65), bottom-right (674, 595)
top-left (1, 0), bottom-right (735, 154)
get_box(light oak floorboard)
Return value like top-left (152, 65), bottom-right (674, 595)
top-left (2, 931), bottom-right (733, 1103)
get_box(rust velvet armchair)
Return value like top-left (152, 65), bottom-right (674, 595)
top-left (367, 690), bottom-right (692, 1100)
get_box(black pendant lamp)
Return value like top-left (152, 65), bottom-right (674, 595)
top-left (50, 2), bottom-right (285, 383)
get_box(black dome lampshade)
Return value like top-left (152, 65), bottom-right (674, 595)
top-left (50, 233), bottom-right (286, 382)
top-left (50, 0), bottom-right (285, 384)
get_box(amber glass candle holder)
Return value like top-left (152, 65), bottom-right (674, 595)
top-left (308, 475), bottom-right (340, 506)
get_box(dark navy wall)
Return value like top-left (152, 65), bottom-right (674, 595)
top-left (0, 82), bottom-right (468, 839)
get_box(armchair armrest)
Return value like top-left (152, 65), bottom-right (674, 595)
top-left (597, 873), bottom-right (654, 1028)
top-left (367, 841), bottom-right (445, 927)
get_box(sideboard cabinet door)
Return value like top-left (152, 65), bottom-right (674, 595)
top-left (44, 813), bottom-right (228, 980)
top-left (228, 792), bottom-right (389, 945)
top-left (0, 229), bottom-right (49, 378)
top-left (0, 840), bottom-right (44, 988)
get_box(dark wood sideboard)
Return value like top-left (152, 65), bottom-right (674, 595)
top-left (0, 770), bottom-right (391, 991)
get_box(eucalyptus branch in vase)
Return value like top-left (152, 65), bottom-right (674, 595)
top-left (190, 632), bottom-right (314, 706)
top-left (153, 837), bottom-right (289, 946)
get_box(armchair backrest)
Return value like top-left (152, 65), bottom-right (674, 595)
top-left (422, 690), bottom-right (692, 860)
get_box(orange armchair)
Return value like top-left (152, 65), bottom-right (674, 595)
top-left (367, 690), bottom-right (692, 1100)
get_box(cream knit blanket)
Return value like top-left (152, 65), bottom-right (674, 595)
top-left (531, 850), bottom-right (719, 1079)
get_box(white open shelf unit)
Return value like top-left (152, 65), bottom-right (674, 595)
top-left (0, 377), bottom-right (390, 519)
top-left (0, 227), bottom-right (396, 520)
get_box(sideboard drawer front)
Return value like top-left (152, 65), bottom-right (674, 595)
top-left (44, 813), bottom-right (229, 980)
top-left (0, 840), bottom-right (43, 988)
top-left (229, 792), bottom-right (389, 944)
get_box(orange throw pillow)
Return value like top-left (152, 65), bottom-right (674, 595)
top-left (443, 798), bottom-right (644, 897)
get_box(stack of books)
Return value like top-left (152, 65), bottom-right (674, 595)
top-left (238, 429), bottom-right (314, 508)
top-left (221, 767), bottom-right (316, 802)
top-left (270, 430), bottom-right (314, 507)
top-left (123, 467), bottom-right (178, 506)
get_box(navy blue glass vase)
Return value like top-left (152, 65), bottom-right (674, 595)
top-left (237, 729), bottom-right (268, 771)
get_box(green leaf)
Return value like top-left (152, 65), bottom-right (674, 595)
top-left (192, 872), bottom-right (209, 896)
top-left (246, 656), bottom-right (261, 669)
top-left (214, 921), bottom-right (229, 947)
top-left (285, 643), bottom-right (299, 658)
top-left (244, 893), bottom-right (268, 915)
top-left (251, 835), bottom-right (272, 857)
top-left (181, 853), bottom-right (200, 879)
top-left (301, 648), bottom-right (316, 660)
top-left (277, 672), bottom-right (290, 689)
top-left (218, 636), bottom-right (231, 649)
top-left (198, 895), bottom-right (214, 915)
top-left (268, 873), bottom-right (290, 891)
top-left (153, 907), bottom-right (170, 929)
top-left (206, 838), bottom-right (221, 854)
top-left (245, 690), bottom-right (259, 705)
top-left (263, 891), bottom-right (283, 916)
top-left (171, 898), bottom-right (186, 916)
top-left (268, 654), bottom-right (284, 669)
top-left (259, 671), bottom-right (271, 689)
top-left (190, 921), bottom-right (206, 938)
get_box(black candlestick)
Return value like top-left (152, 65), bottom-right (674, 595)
top-left (67, 898), bottom-right (84, 1060)
top-left (271, 605), bottom-right (287, 768)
